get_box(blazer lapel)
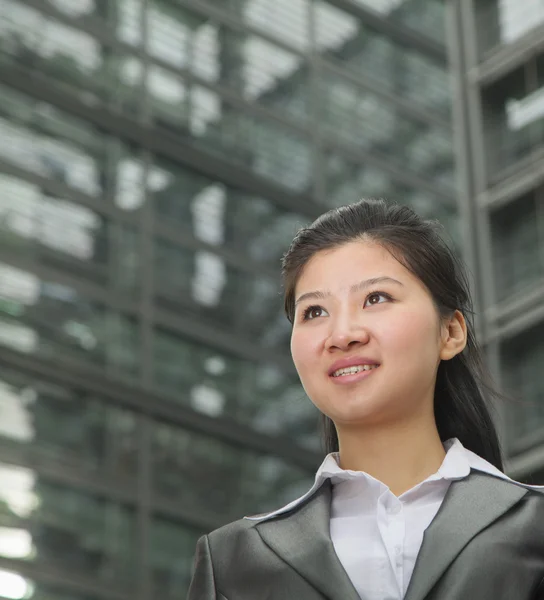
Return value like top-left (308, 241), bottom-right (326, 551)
top-left (404, 471), bottom-right (529, 600)
top-left (256, 479), bottom-right (361, 600)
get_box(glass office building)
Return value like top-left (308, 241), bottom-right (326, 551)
top-left (0, 1), bottom-right (540, 599)
top-left (448, 0), bottom-right (544, 482)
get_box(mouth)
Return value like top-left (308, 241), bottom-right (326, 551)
top-left (331, 364), bottom-right (380, 378)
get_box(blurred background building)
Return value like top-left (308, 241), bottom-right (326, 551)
top-left (0, 0), bottom-right (542, 599)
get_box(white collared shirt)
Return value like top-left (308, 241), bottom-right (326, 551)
top-left (246, 438), bottom-right (544, 600)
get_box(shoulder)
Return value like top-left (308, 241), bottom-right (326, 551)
top-left (206, 513), bottom-right (261, 551)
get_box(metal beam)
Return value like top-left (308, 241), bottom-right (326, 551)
top-left (471, 22), bottom-right (544, 87)
top-left (0, 62), bottom-right (321, 220)
top-left (0, 247), bottom-right (293, 369)
top-left (478, 149), bottom-right (544, 211)
top-left (0, 348), bottom-right (321, 472)
top-left (325, 0), bottom-right (447, 63)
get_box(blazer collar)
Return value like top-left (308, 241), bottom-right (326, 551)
top-left (404, 471), bottom-right (528, 600)
top-left (255, 472), bottom-right (529, 600)
top-left (256, 479), bottom-right (361, 600)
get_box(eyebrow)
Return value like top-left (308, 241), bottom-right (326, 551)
top-left (294, 276), bottom-right (404, 307)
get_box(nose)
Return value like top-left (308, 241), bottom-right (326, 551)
top-left (325, 314), bottom-right (370, 352)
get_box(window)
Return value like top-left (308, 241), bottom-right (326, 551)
top-left (0, 369), bottom-right (139, 479)
top-left (324, 150), bottom-right (458, 234)
top-left (153, 328), bottom-right (318, 445)
top-left (220, 0), bottom-right (311, 51)
top-left (475, 0), bottom-right (544, 56)
top-left (319, 68), bottom-right (453, 181)
top-left (0, 569), bottom-right (101, 600)
top-left (0, 85), bottom-right (107, 198)
top-left (154, 240), bottom-right (291, 349)
top-left (316, 1), bottom-right (450, 115)
top-left (0, 263), bottom-right (140, 375)
top-left (482, 62), bottom-right (544, 177)
top-left (151, 157), bottom-right (309, 263)
top-left (491, 192), bottom-right (543, 301)
top-left (501, 321), bottom-right (544, 452)
top-left (151, 422), bottom-right (314, 518)
top-left (0, 464), bottom-right (137, 588)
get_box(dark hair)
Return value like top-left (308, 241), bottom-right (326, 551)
top-left (282, 199), bottom-right (504, 470)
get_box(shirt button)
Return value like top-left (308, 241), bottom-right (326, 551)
top-left (389, 503), bottom-right (401, 515)
top-left (395, 546), bottom-right (402, 556)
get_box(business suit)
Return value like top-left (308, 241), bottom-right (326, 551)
top-left (187, 471), bottom-right (544, 599)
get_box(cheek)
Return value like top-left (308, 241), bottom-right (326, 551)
top-left (381, 308), bottom-right (440, 355)
top-left (290, 328), bottom-right (321, 372)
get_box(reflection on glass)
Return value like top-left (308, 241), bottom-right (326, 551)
top-left (151, 156), bottom-right (308, 262)
top-left (482, 60), bottom-right (544, 176)
top-left (316, 1), bottom-right (450, 115)
top-left (0, 85), bottom-right (105, 197)
top-left (152, 422), bottom-right (315, 517)
top-left (222, 0), bottom-right (310, 51)
top-left (476, 0), bottom-right (544, 54)
top-left (0, 369), bottom-right (139, 477)
top-left (153, 328), bottom-right (318, 444)
top-left (154, 240), bottom-right (290, 348)
top-left (0, 263), bottom-right (140, 374)
top-left (0, 464), bottom-right (137, 588)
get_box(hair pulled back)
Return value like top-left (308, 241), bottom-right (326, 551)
top-left (282, 199), bottom-right (503, 470)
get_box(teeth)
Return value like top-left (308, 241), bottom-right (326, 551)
top-left (332, 365), bottom-right (379, 377)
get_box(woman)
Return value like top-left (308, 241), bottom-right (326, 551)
top-left (187, 199), bottom-right (544, 600)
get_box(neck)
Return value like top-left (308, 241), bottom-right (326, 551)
top-left (336, 417), bottom-right (446, 497)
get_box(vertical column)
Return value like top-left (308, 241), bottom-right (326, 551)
top-left (137, 1), bottom-right (153, 599)
top-left (446, 0), bottom-right (507, 451)
top-left (309, 0), bottom-right (326, 204)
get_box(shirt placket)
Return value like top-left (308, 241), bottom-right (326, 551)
top-left (378, 493), bottom-right (406, 598)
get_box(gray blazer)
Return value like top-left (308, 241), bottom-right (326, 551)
top-left (187, 472), bottom-right (544, 599)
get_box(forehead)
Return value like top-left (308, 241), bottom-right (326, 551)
top-left (296, 241), bottom-right (417, 293)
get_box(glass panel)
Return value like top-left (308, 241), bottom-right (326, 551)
top-left (0, 84), bottom-right (107, 198)
top-left (221, 0), bottom-right (310, 51)
top-left (475, 0), bottom-right (544, 56)
top-left (0, 1), bottom-right (143, 109)
top-left (0, 464), bottom-right (137, 587)
top-left (0, 568), bottom-right (102, 600)
top-left (320, 68), bottom-right (454, 183)
top-left (152, 423), bottom-right (315, 517)
top-left (149, 516), bottom-right (202, 600)
top-left (0, 369), bottom-right (139, 479)
top-left (389, 0), bottom-right (446, 44)
top-left (150, 156), bottom-right (310, 263)
top-left (316, 1), bottom-right (450, 115)
top-left (153, 328), bottom-right (319, 446)
top-left (154, 85), bottom-right (312, 191)
top-left (491, 193), bottom-right (543, 301)
top-left (324, 150), bottom-right (458, 233)
top-left (501, 321), bottom-right (544, 450)
top-left (155, 241), bottom-right (291, 349)
top-left (0, 263), bottom-right (140, 376)
top-left (0, 181), bottom-right (139, 291)
top-left (47, 0), bottom-right (121, 33)
top-left (483, 65), bottom-right (544, 176)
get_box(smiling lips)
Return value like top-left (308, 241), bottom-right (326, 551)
top-left (328, 357), bottom-right (381, 382)
top-left (332, 364), bottom-right (379, 377)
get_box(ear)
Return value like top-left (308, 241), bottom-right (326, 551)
top-left (440, 310), bottom-right (467, 361)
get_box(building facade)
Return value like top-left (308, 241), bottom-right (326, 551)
top-left (0, 1), bottom-right (539, 600)
top-left (447, 0), bottom-right (544, 482)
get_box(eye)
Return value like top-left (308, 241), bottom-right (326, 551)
top-left (363, 292), bottom-right (392, 308)
top-left (302, 305), bottom-right (329, 321)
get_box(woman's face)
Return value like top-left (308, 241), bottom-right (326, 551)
top-left (290, 240), bottom-right (453, 429)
